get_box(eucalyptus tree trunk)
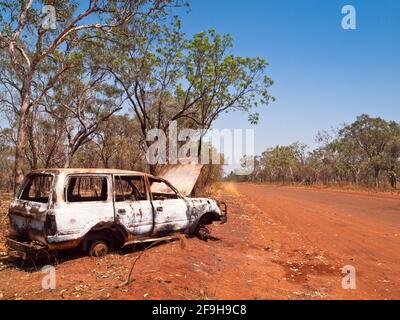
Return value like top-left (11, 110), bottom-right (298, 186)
top-left (14, 81), bottom-right (32, 193)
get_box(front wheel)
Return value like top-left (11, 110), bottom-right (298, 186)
top-left (88, 240), bottom-right (109, 258)
top-left (196, 226), bottom-right (210, 241)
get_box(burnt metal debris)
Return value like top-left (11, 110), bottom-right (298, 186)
top-left (6, 168), bottom-right (227, 259)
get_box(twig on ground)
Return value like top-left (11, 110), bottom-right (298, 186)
top-left (117, 235), bottom-right (187, 288)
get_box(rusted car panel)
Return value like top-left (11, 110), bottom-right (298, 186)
top-left (157, 162), bottom-right (204, 196)
top-left (7, 168), bottom-right (227, 258)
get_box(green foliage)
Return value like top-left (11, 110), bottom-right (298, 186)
top-left (260, 145), bottom-right (299, 183)
top-left (185, 29), bottom-right (274, 127)
top-left (235, 115), bottom-right (400, 189)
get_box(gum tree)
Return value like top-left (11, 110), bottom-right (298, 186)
top-left (105, 23), bottom-right (274, 170)
top-left (0, 0), bottom-right (176, 190)
top-left (338, 114), bottom-right (399, 187)
top-left (184, 30), bottom-right (275, 157)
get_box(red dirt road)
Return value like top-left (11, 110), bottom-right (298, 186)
top-left (0, 183), bottom-right (399, 300)
top-left (231, 183), bottom-right (400, 299)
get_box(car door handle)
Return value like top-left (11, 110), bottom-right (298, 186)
top-left (118, 209), bottom-right (126, 215)
top-left (156, 207), bottom-right (163, 212)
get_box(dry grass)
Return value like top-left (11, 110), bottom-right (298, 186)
top-left (235, 182), bottom-right (400, 198)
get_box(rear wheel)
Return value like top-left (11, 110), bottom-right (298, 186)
top-left (88, 240), bottom-right (109, 258)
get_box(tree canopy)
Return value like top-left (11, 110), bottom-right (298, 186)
top-left (0, 1), bottom-right (274, 189)
top-left (233, 115), bottom-right (400, 190)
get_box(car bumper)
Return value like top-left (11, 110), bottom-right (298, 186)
top-left (6, 237), bottom-right (49, 260)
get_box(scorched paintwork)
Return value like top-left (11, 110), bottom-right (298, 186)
top-left (6, 168), bottom-right (227, 257)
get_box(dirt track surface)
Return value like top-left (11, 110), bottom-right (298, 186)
top-left (0, 183), bottom-right (399, 300)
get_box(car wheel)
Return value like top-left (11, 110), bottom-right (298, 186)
top-left (88, 240), bottom-right (108, 258)
top-left (196, 226), bottom-right (210, 241)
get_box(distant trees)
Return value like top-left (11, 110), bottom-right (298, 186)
top-left (232, 115), bottom-right (400, 190)
top-left (44, 66), bottom-right (125, 168)
top-left (260, 145), bottom-right (299, 184)
top-left (0, 131), bottom-right (13, 191)
top-left (337, 115), bottom-right (400, 187)
top-left (91, 115), bottom-right (145, 170)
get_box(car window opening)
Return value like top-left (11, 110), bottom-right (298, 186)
top-left (19, 174), bottom-right (53, 204)
top-left (66, 176), bottom-right (108, 202)
top-left (115, 176), bottom-right (147, 202)
top-left (149, 178), bottom-right (179, 201)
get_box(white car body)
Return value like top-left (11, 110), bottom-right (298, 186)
top-left (6, 169), bottom-right (227, 257)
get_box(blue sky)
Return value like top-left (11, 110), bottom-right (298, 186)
top-left (179, 0), bottom-right (400, 154)
top-left (2, 0), bottom-right (398, 163)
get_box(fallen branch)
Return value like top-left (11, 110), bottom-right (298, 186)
top-left (117, 235), bottom-right (187, 288)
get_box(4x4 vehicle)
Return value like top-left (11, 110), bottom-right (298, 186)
top-left (6, 169), bottom-right (227, 258)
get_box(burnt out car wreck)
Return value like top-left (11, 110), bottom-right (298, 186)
top-left (6, 168), bottom-right (227, 259)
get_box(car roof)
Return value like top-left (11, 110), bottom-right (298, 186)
top-left (29, 168), bottom-right (156, 178)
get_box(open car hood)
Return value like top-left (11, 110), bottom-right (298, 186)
top-left (158, 161), bottom-right (204, 197)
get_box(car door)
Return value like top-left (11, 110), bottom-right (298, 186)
top-left (113, 175), bottom-right (154, 236)
top-left (58, 174), bottom-right (114, 235)
top-left (149, 178), bottom-right (189, 236)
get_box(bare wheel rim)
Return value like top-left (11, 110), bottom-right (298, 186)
top-left (91, 241), bottom-right (108, 257)
top-left (197, 226), bottom-right (210, 240)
